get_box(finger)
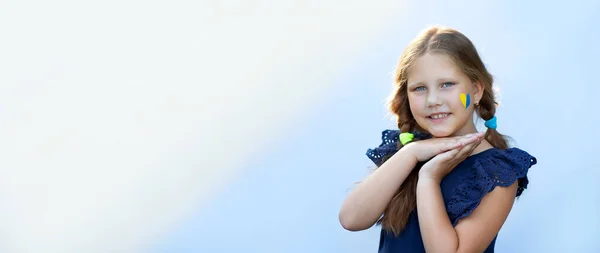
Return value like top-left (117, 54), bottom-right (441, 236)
top-left (462, 135), bottom-right (481, 147)
top-left (458, 133), bottom-right (483, 146)
top-left (446, 139), bottom-right (463, 150)
top-left (442, 147), bottom-right (461, 160)
top-left (469, 138), bottom-right (483, 151)
top-left (450, 148), bottom-right (461, 157)
top-left (429, 150), bottom-right (456, 165)
top-left (456, 139), bottom-right (482, 158)
top-left (436, 139), bottom-right (462, 153)
top-left (442, 133), bottom-right (483, 153)
top-left (441, 135), bottom-right (475, 153)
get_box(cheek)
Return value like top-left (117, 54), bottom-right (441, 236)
top-left (407, 95), bottom-right (424, 111)
top-left (450, 95), bottom-right (464, 109)
top-left (449, 90), bottom-right (469, 109)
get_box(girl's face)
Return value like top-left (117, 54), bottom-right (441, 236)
top-left (406, 53), bottom-right (483, 137)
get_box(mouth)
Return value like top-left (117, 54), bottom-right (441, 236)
top-left (427, 113), bottom-right (451, 120)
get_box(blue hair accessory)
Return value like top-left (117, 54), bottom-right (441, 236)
top-left (484, 116), bottom-right (497, 129)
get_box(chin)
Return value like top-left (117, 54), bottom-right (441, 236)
top-left (426, 128), bottom-right (455, 138)
top-left (416, 117), bottom-right (459, 138)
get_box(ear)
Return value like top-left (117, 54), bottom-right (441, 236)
top-left (472, 81), bottom-right (484, 103)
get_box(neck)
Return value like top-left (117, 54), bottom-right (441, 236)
top-left (450, 122), bottom-right (479, 137)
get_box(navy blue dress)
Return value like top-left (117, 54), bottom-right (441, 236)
top-left (365, 130), bottom-right (537, 253)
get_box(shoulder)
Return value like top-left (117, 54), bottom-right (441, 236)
top-left (365, 129), bottom-right (401, 167)
top-left (446, 147), bottom-right (538, 225)
top-left (474, 147), bottom-right (537, 195)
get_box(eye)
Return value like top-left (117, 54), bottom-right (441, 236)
top-left (414, 86), bottom-right (426, 91)
top-left (441, 82), bottom-right (455, 88)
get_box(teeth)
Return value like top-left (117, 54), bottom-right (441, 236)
top-left (431, 113), bottom-right (448, 119)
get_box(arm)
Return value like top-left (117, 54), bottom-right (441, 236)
top-left (339, 146), bottom-right (418, 231)
top-left (416, 177), bottom-right (517, 253)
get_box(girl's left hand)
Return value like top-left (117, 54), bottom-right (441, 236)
top-left (419, 133), bottom-right (484, 183)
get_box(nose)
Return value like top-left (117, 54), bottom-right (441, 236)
top-left (426, 90), bottom-right (443, 107)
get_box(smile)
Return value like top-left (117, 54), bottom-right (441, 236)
top-left (427, 113), bottom-right (451, 119)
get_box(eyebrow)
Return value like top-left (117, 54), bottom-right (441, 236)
top-left (407, 81), bottom-right (424, 89)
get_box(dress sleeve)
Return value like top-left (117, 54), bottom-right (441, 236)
top-left (446, 148), bottom-right (538, 226)
top-left (365, 129), bottom-right (401, 167)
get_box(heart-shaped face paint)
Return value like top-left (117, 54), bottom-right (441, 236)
top-left (460, 93), bottom-right (470, 108)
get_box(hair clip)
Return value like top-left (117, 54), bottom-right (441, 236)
top-left (399, 132), bottom-right (414, 145)
top-left (484, 116), bottom-right (497, 129)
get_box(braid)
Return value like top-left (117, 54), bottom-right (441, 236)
top-left (377, 80), bottom-right (423, 236)
top-left (476, 89), bottom-right (508, 149)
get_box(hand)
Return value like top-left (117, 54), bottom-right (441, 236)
top-left (405, 132), bottom-right (484, 162)
top-left (418, 133), bottom-right (484, 183)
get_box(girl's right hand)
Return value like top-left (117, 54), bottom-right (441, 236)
top-left (405, 132), bottom-right (484, 162)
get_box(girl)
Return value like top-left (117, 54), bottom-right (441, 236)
top-left (339, 26), bottom-right (537, 253)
